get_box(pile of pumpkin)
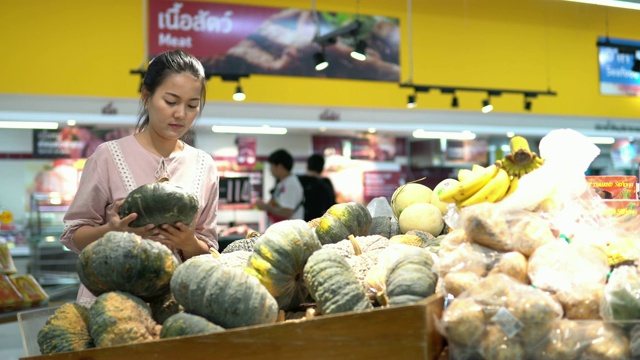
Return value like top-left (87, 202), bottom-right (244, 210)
top-left (36, 184), bottom-right (448, 355)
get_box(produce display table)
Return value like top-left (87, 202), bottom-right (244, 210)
top-left (20, 294), bottom-right (444, 360)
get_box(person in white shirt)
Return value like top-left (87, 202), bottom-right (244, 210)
top-left (255, 149), bottom-right (304, 224)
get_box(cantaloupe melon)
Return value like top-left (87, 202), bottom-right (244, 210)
top-left (431, 178), bottom-right (460, 215)
top-left (390, 183), bottom-right (433, 218)
top-left (398, 202), bottom-right (444, 236)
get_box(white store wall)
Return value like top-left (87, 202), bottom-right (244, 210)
top-left (0, 128), bottom-right (317, 230)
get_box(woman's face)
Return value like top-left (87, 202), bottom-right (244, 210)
top-left (144, 72), bottom-right (202, 141)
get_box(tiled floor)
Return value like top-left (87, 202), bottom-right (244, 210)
top-left (0, 321), bottom-right (25, 360)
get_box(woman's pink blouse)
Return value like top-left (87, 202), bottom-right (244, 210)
top-left (60, 135), bottom-right (219, 252)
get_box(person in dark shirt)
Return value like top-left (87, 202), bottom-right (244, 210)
top-left (297, 153), bottom-right (336, 221)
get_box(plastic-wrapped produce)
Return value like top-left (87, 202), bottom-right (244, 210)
top-left (580, 321), bottom-right (630, 359)
top-left (460, 203), bottom-right (513, 252)
top-left (487, 251), bottom-right (529, 284)
top-left (601, 265), bottom-right (640, 322)
top-left (530, 320), bottom-right (629, 360)
top-left (479, 325), bottom-right (525, 360)
top-left (528, 241), bottom-right (609, 295)
top-left (438, 274), bottom-right (563, 357)
top-left (434, 242), bottom-right (494, 278)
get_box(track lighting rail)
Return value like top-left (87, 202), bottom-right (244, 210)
top-left (400, 83), bottom-right (557, 98)
top-left (400, 83), bottom-right (557, 112)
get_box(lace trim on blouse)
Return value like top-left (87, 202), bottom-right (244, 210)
top-left (107, 141), bottom-right (137, 193)
top-left (191, 150), bottom-right (206, 196)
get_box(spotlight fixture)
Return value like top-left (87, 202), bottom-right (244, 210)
top-left (232, 84), bottom-right (246, 102)
top-left (524, 92), bottom-right (536, 111)
top-left (481, 98), bottom-right (493, 113)
top-left (350, 40), bottom-right (368, 61)
top-left (314, 51), bottom-right (329, 71)
top-left (451, 95), bottom-right (459, 108)
top-left (312, 20), bottom-right (366, 70)
top-left (407, 94), bottom-right (417, 109)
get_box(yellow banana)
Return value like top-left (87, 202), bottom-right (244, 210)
top-left (471, 164), bottom-right (485, 173)
top-left (458, 168), bottom-right (474, 182)
top-left (439, 164), bottom-right (498, 203)
top-left (502, 175), bottom-right (519, 199)
top-left (459, 168), bottom-right (510, 207)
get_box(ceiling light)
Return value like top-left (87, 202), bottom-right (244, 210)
top-left (407, 95), bottom-right (417, 108)
top-left (0, 121), bottom-right (59, 129)
top-left (451, 95), bottom-right (459, 108)
top-left (350, 40), bottom-right (367, 61)
top-left (314, 52), bottom-right (329, 71)
top-left (67, 119), bottom-right (77, 126)
top-left (367, 128), bottom-right (377, 133)
top-left (212, 125), bottom-right (287, 135)
top-left (506, 132), bottom-right (515, 138)
top-left (559, 0), bottom-right (640, 10)
top-left (232, 85), bottom-right (246, 102)
top-left (412, 130), bottom-right (477, 140)
top-left (587, 136), bottom-right (615, 145)
top-left (633, 58), bottom-right (640, 72)
top-left (481, 99), bottom-right (493, 113)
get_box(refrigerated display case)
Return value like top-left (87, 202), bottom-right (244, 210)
top-left (27, 193), bottom-right (79, 299)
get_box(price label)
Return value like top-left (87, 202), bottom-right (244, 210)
top-left (219, 177), bottom-right (251, 204)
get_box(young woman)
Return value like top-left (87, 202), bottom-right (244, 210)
top-left (61, 49), bottom-right (219, 306)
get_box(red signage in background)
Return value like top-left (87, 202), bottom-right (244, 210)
top-left (363, 171), bottom-right (401, 204)
top-left (444, 139), bottom-right (489, 166)
top-left (148, 0), bottom-right (401, 81)
top-left (33, 128), bottom-right (134, 159)
top-left (148, 0), bottom-right (281, 59)
top-left (236, 136), bottom-right (257, 167)
top-left (351, 134), bottom-right (396, 161)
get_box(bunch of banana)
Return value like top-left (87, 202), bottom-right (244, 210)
top-left (496, 135), bottom-right (545, 178)
top-left (495, 135), bottom-right (546, 200)
top-left (438, 164), bottom-right (511, 208)
top-left (438, 136), bottom-right (545, 208)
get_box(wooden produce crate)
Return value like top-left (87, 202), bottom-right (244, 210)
top-left (21, 294), bottom-right (444, 360)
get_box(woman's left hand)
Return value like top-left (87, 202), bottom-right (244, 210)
top-left (156, 222), bottom-right (198, 253)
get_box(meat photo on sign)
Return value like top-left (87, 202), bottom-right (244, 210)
top-left (202, 9), bottom-right (400, 81)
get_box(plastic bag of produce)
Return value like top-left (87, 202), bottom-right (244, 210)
top-left (438, 273), bottom-right (563, 358)
top-left (529, 240), bottom-right (609, 291)
top-left (433, 242), bottom-right (496, 279)
top-left (529, 319), bottom-right (630, 360)
top-left (601, 265), bottom-right (640, 322)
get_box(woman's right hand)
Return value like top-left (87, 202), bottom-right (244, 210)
top-left (107, 200), bottom-right (157, 238)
